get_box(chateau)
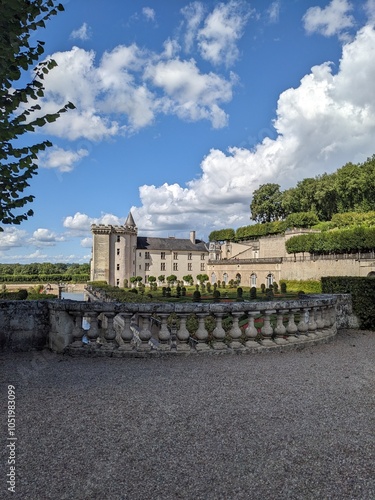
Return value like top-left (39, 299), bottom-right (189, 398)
top-left (90, 212), bottom-right (375, 287)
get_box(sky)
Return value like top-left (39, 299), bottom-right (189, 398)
top-left (2, 0), bottom-right (375, 264)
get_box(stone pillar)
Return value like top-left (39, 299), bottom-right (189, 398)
top-left (306, 307), bottom-right (318, 339)
top-left (176, 314), bottom-right (191, 352)
top-left (297, 307), bottom-right (309, 342)
top-left (229, 312), bottom-right (244, 349)
top-left (286, 309), bottom-right (299, 343)
top-left (102, 312), bottom-right (116, 350)
top-left (70, 311), bottom-right (84, 347)
top-left (157, 313), bottom-right (171, 351)
top-left (195, 313), bottom-right (210, 352)
top-left (245, 311), bottom-right (259, 348)
top-left (87, 312), bottom-right (100, 345)
top-left (274, 309), bottom-right (288, 345)
top-left (138, 313), bottom-right (152, 351)
top-left (260, 310), bottom-right (276, 347)
top-left (117, 312), bottom-right (134, 351)
top-left (212, 313), bottom-right (227, 350)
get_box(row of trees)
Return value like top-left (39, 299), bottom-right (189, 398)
top-left (0, 263), bottom-right (89, 275)
top-left (286, 227), bottom-right (375, 255)
top-left (250, 155), bottom-right (375, 223)
top-left (128, 273), bottom-right (210, 287)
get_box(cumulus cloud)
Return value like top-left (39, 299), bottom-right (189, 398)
top-left (63, 212), bottom-right (123, 233)
top-left (70, 22), bottom-right (91, 41)
top-left (142, 7), bottom-right (156, 22)
top-left (0, 228), bottom-right (28, 250)
top-left (80, 237), bottom-right (93, 248)
top-left (197, 0), bottom-right (252, 66)
top-left (39, 146), bottom-right (89, 172)
top-left (303, 0), bottom-right (355, 40)
top-left (32, 229), bottom-right (65, 246)
top-left (132, 23), bottom-right (375, 236)
top-left (364, 0), bottom-right (375, 22)
top-left (181, 2), bottom-right (206, 52)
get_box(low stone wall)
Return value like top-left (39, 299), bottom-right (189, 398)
top-left (0, 300), bottom-right (50, 351)
top-left (0, 294), bottom-right (360, 353)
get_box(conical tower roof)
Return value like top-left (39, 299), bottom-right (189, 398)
top-left (125, 211), bottom-right (136, 228)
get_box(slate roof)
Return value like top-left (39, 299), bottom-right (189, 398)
top-left (137, 236), bottom-right (208, 252)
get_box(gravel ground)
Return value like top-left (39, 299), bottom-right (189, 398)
top-left (1, 330), bottom-right (374, 500)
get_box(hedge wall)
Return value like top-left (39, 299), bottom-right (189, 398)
top-left (279, 279), bottom-right (322, 293)
top-left (321, 276), bottom-right (375, 329)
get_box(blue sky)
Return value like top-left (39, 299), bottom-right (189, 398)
top-left (2, 0), bottom-right (375, 263)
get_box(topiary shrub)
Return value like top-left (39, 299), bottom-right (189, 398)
top-left (280, 282), bottom-right (287, 294)
top-left (250, 287), bottom-right (257, 300)
top-left (193, 290), bottom-right (201, 302)
top-left (261, 283), bottom-right (265, 293)
top-left (213, 290), bottom-right (221, 302)
top-left (17, 289), bottom-right (28, 300)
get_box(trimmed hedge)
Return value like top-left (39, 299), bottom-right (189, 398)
top-left (279, 279), bottom-right (322, 293)
top-left (321, 276), bottom-right (375, 329)
top-left (0, 274), bottom-right (89, 283)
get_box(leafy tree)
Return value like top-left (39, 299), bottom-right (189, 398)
top-left (208, 228), bottom-right (235, 241)
top-left (196, 273), bottom-right (209, 285)
top-left (182, 274), bottom-right (193, 285)
top-left (166, 274), bottom-right (177, 285)
top-left (0, 0), bottom-right (74, 229)
top-left (158, 275), bottom-right (165, 283)
top-left (250, 183), bottom-right (284, 223)
top-left (285, 211), bottom-right (319, 228)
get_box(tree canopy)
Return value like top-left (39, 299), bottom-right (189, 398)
top-left (0, 0), bottom-right (74, 229)
top-left (250, 183), bottom-right (284, 223)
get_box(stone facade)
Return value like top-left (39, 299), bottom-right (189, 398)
top-left (90, 214), bottom-right (375, 287)
top-left (91, 213), bottom-right (208, 286)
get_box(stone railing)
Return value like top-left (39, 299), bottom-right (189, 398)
top-left (48, 295), bottom-right (338, 356)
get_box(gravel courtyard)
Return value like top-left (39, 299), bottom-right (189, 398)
top-left (1, 330), bottom-right (374, 500)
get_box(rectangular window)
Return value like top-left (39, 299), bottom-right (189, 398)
top-left (117, 236), bottom-right (120, 243)
top-left (145, 263), bottom-right (150, 271)
top-left (188, 263), bottom-right (192, 271)
top-left (116, 264), bottom-right (120, 271)
top-left (201, 253), bottom-right (205, 260)
top-left (200, 263), bottom-right (205, 271)
top-left (173, 252), bottom-right (178, 260)
top-left (139, 252), bottom-right (142, 257)
top-left (161, 252), bottom-right (165, 259)
top-left (188, 253), bottom-right (192, 260)
top-left (139, 265), bottom-right (142, 270)
top-left (117, 248), bottom-right (120, 256)
top-left (116, 279), bottom-right (120, 286)
top-left (161, 263), bottom-right (166, 271)
top-left (145, 251), bottom-right (150, 259)
top-left (173, 263), bottom-right (178, 271)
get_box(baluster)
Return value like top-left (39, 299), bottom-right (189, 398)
top-left (138, 313), bottom-right (152, 351)
top-left (245, 311), bottom-right (260, 347)
top-left (306, 307), bottom-right (318, 339)
top-left (117, 312), bottom-right (134, 351)
top-left (274, 309), bottom-right (288, 345)
top-left (212, 313), bottom-right (227, 350)
top-left (315, 307), bottom-right (325, 338)
top-left (297, 307), bottom-right (309, 341)
top-left (229, 312), bottom-right (245, 349)
top-left (176, 314), bottom-right (191, 352)
top-left (158, 313), bottom-right (171, 351)
top-left (70, 311), bottom-right (84, 347)
top-left (86, 312), bottom-right (100, 345)
top-left (260, 310), bottom-right (276, 346)
top-left (286, 308), bottom-right (299, 343)
top-left (195, 313), bottom-right (210, 352)
top-left (102, 312), bottom-right (116, 350)
top-left (322, 306), bottom-right (331, 336)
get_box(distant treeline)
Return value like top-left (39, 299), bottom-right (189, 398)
top-left (0, 263), bottom-right (90, 283)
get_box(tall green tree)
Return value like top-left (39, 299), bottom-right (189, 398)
top-left (250, 183), bottom-right (284, 223)
top-left (0, 0), bottom-right (74, 229)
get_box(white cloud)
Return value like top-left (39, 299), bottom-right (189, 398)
top-left (80, 237), bottom-right (93, 248)
top-left (181, 2), bottom-right (206, 52)
top-left (39, 146), bottom-right (89, 172)
top-left (197, 0), bottom-right (252, 66)
top-left (144, 58), bottom-right (233, 127)
top-left (132, 23), bottom-right (375, 236)
top-left (142, 7), bottom-right (156, 22)
top-left (63, 212), bottom-right (123, 233)
top-left (70, 22), bottom-right (91, 41)
top-left (0, 228), bottom-right (28, 250)
top-left (303, 0), bottom-right (355, 40)
top-left (364, 0), bottom-right (375, 22)
top-left (32, 228), bottom-right (65, 246)
top-left (267, 1), bottom-right (280, 23)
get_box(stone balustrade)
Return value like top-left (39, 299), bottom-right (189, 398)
top-left (48, 295), bottom-right (338, 356)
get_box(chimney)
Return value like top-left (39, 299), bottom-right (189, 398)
top-left (190, 231), bottom-right (196, 244)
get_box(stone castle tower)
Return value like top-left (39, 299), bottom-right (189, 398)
top-left (90, 212), bottom-right (138, 285)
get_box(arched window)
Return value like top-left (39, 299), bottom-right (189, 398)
top-left (250, 273), bottom-right (257, 287)
top-left (266, 273), bottom-right (274, 288)
top-left (211, 272), bottom-right (217, 284)
top-left (223, 273), bottom-right (228, 284)
top-left (236, 273), bottom-right (241, 284)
